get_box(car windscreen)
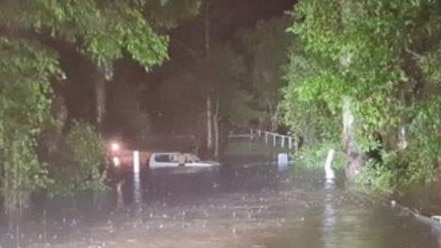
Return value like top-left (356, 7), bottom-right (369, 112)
top-left (154, 154), bottom-right (172, 162)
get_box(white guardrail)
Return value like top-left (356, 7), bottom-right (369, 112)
top-left (228, 128), bottom-right (298, 151)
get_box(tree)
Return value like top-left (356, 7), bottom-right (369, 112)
top-left (48, 121), bottom-right (107, 196)
top-left (0, 38), bottom-right (62, 216)
top-left (166, 0), bottom-right (253, 158)
top-left (286, 0), bottom-right (441, 187)
top-left (0, 0), bottom-right (199, 215)
top-left (240, 17), bottom-right (293, 131)
top-left (197, 45), bottom-right (255, 158)
top-left (156, 44), bottom-right (257, 157)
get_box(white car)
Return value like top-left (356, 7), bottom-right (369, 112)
top-left (148, 152), bottom-right (220, 169)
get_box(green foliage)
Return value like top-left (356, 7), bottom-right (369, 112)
top-left (49, 121), bottom-right (107, 196)
top-left (281, 55), bottom-right (341, 144)
top-left (1, 137), bottom-right (51, 215)
top-left (294, 140), bottom-right (347, 170)
top-left (0, 38), bottom-right (61, 214)
top-left (0, 0), bottom-right (170, 68)
top-left (357, 149), bottom-right (437, 190)
top-left (0, 0), bottom-right (195, 213)
top-left (356, 161), bottom-right (398, 190)
top-left (285, 0), bottom-right (441, 188)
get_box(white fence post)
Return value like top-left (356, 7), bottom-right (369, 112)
top-left (133, 150), bottom-right (141, 205)
top-left (294, 136), bottom-right (299, 153)
top-left (133, 150), bottom-right (140, 174)
top-left (249, 129), bottom-right (253, 149)
top-left (235, 128), bottom-right (298, 154)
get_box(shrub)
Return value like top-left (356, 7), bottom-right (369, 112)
top-left (356, 148), bottom-right (438, 190)
top-left (294, 140), bottom-right (347, 170)
top-left (48, 121), bottom-right (107, 196)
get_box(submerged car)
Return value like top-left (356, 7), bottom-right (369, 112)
top-left (149, 152), bottom-right (220, 169)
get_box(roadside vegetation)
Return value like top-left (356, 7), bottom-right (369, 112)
top-left (283, 0), bottom-right (441, 190)
top-left (44, 121), bottom-right (107, 196)
top-left (0, 0), bottom-right (199, 216)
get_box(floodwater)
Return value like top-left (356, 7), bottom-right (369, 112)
top-left (1, 162), bottom-right (441, 248)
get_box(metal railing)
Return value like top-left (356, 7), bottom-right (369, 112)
top-left (228, 128), bottom-right (298, 152)
top-left (250, 128), bottom-right (297, 151)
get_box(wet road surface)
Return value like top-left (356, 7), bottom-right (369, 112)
top-left (1, 162), bottom-right (441, 248)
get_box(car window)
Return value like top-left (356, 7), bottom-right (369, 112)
top-left (155, 154), bottom-right (171, 162)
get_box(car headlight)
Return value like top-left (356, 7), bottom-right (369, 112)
top-left (111, 142), bottom-right (120, 152)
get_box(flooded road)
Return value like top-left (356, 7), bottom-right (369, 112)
top-left (1, 162), bottom-right (441, 248)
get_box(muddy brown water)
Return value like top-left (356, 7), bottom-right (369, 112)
top-left (1, 162), bottom-right (440, 248)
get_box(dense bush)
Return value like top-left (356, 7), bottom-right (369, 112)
top-left (48, 121), bottom-right (107, 196)
top-left (283, 0), bottom-right (441, 190)
top-left (357, 136), bottom-right (440, 190)
top-left (294, 140), bottom-right (347, 170)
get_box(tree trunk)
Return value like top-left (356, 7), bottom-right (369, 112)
top-left (52, 95), bottom-right (68, 124)
top-left (397, 125), bottom-right (408, 150)
top-left (213, 97), bottom-right (220, 159)
top-left (438, 129), bottom-right (441, 177)
top-left (268, 101), bottom-right (278, 132)
top-left (204, 1), bottom-right (214, 157)
top-left (213, 116), bottom-right (219, 159)
top-left (342, 97), bottom-right (363, 179)
top-left (95, 64), bottom-right (114, 129)
top-left (95, 71), bottom-right (106, 129)
top-left (204, 1), bottom-right (210, 53)
top-left (2, 139), bottom-right (30, 222)
top-left (341, 1), bottom-right (363, 180)
top-left (206, 95), bottom-right (214, 156)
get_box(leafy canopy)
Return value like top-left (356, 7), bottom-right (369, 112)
top-left (285, 0), bottom-right (441, 188)
top-left (0, 0), bottom-right (199, 213)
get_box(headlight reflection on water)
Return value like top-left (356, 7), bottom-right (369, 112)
top-left (112, 156), bottom-right (121, 167)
